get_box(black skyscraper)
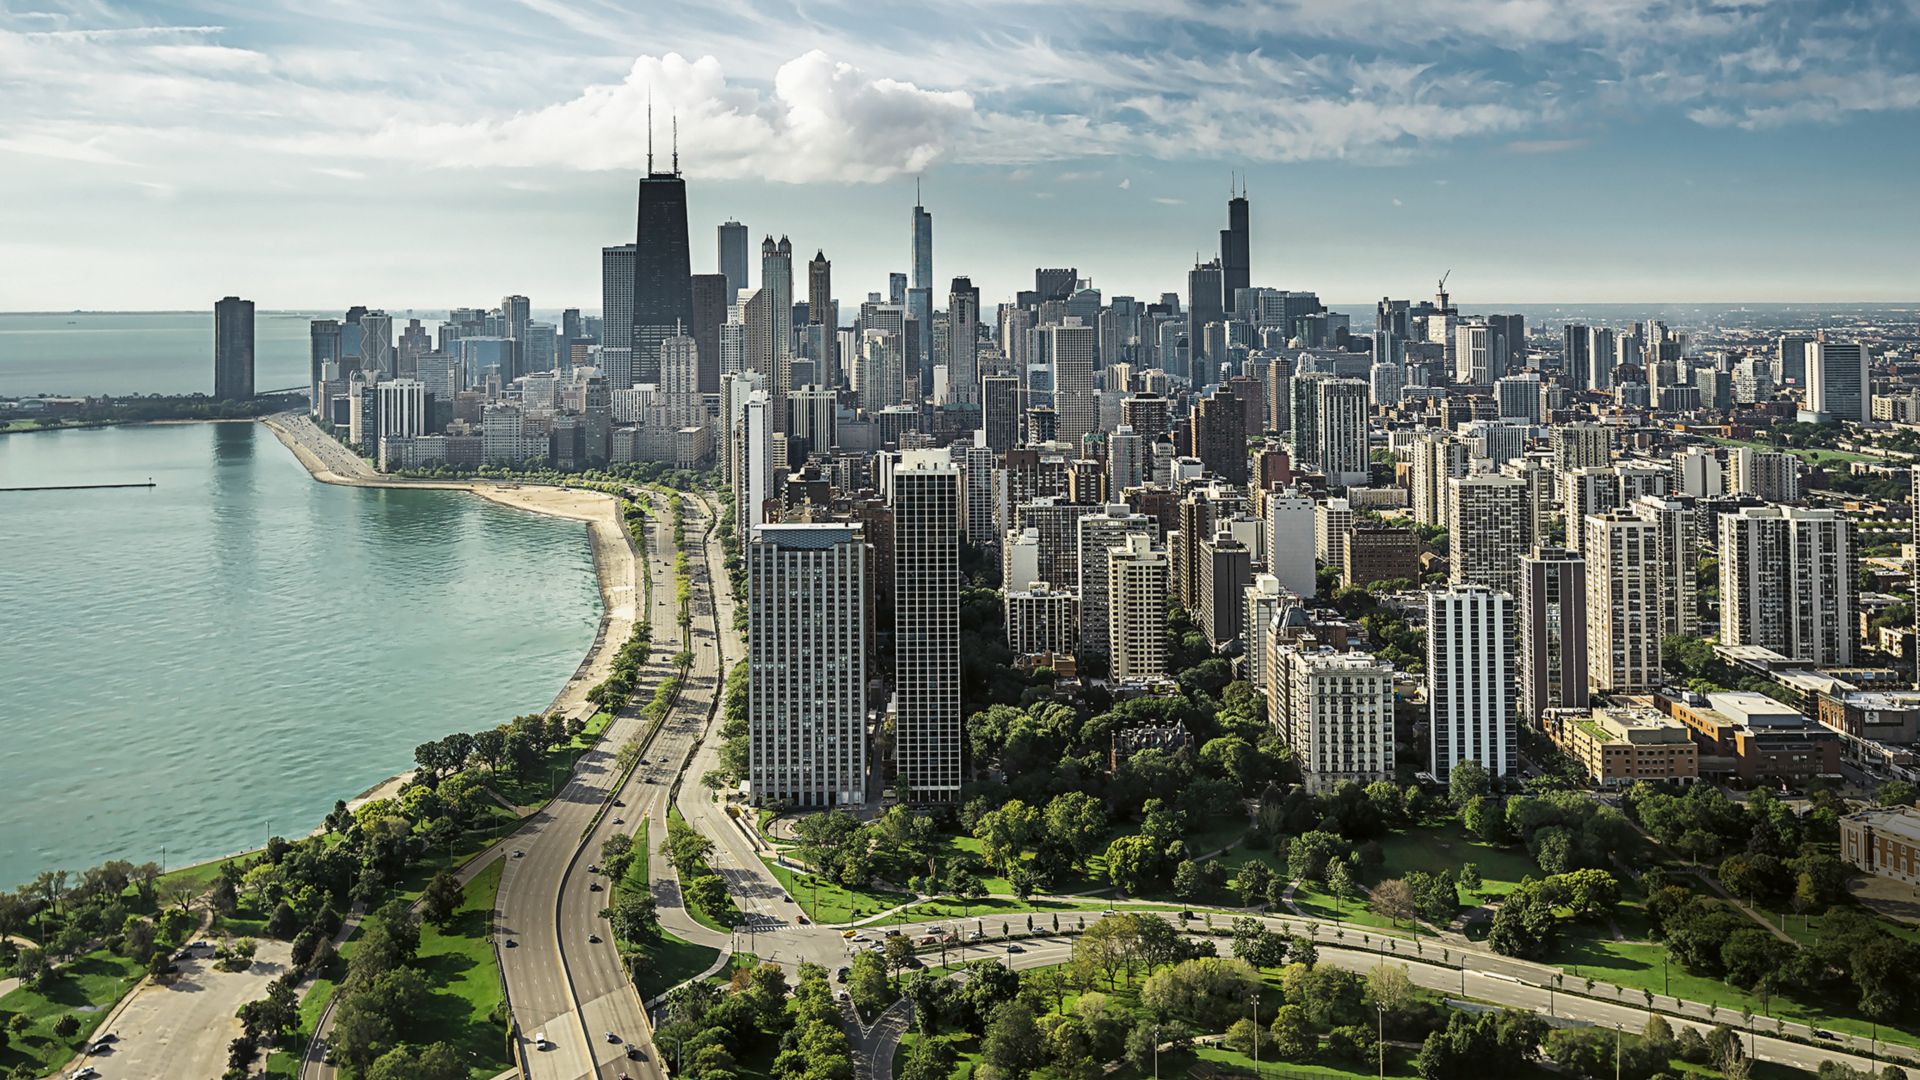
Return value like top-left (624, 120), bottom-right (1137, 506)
top-left (1219, 178), bottom-right (1249, 313)
top-left (632, 135), bottom-right (693, 386)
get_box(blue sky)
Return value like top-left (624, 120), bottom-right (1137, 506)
top-left (2, 0), bottom-right (1918, 312)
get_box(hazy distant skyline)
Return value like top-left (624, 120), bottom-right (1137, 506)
top-left (3, 0), bottom-right (1919, 310)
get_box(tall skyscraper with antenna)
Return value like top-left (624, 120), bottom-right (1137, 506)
top-left (908, 182), bottom-right (933, 395)
top-left (631, 105), bottom-right (692, 388)
top-left (1220, 176), bottom-right (1250, 313)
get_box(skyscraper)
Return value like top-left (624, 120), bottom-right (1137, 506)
top-left (600, 243), bottom-right (636, 387)
top-left (689, 273), bottom-right (729, 395)
top-left (308, 318), bottom-right (341, 416)
top-left (1427, 584), bottom-right (1515, 780)
top-left (1220, 180), bottom-right (1249, 313)
top-left (909, 190), bottom-right (934, 388)
top-left (749, 524), bottom-right (869, 807)
top-left (1187, 259), bottom-right (1224, 385)
top-left (892, 450), bottom-right (961, 803)
top-left (499, 295), bottom-right (531, 342)
top-left (1801, 340), bottom-right (1868, 424)
top-left (1193, 387), bottom-right (1248, 484)
top-left (213, 296), bottom-right (254, 401)
top-left (949, 277), bottom-right (980, 405)
top-left (1050, 322), bottom-right (1098, 447)
top-left (632, 157), bottom-right (693, 386)
top-left (1519, 547), bottom-right (1589, 722)
top-left (758, 236), bottom-right (794, 429)
top-left (718, 219), bottom-right (750, 299)
top-left (982, 375), bottom-right (1022, 452)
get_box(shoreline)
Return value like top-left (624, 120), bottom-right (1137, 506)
top-left (257, 411), bottom-right (643, 829)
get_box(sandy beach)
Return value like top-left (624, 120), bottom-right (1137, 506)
top-left (259, 412), bottom-right (642, 727)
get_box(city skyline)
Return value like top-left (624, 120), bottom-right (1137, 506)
top-left (5, 1), bottom-right (1920, 310)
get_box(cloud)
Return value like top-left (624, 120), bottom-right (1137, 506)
top-left (0, 132), bottom-right (126, 165)
top-left (1118, 177), bottom-right (1130, 189)
top-left (1152, 196), bottom-right (1185, 205)
top-left (1504, 137), bottom-right (1593, 154)
top-left (283, 51), bottom-right (973, 183)
top-left (1392, 197), bottom-right (1403, 206)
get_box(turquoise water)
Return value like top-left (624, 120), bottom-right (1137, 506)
top-left (0, 311), bottom-right (331, 397)
top-left (0, 422), bottom-right (601, 887)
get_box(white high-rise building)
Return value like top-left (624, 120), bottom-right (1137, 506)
top-left (748, 524), bottom-right (869, 806)
top-left (1455, 322), bottom-right (1496, 384)
top-left (1410, 430), bottom-right (1470, 527)
top-left (1314, 497), bottom-right (1354, 569)
top-left (659, 334), bottom-right (703, 430)
top-left (736, 391), bottom-right (772, 533)
top-left (1549, 423), bottom-right (1611, 473)
top-left (1585, 511), bottom-right (1663, 693)
top-left (1265, 486), bottom-right (1318, 597)
top-left (1108, 533), bottom-right (1169, 682)
top-left (1427, 584), bottom-right (1515, 781)
top-left (1801, 340), bottom-right (1868, 424)
top-left (1315, 377), bottom-right (1371, 487)
top-left (892, 450), bottom-right (962, 802)
top-left (1076, 505), bottom-right (1157, 665)
top-left (1562, 466), bottom-right (1619, 555)
top-left (1728, 446), bottom-right (1803, 503)
top-left (1447, 473), bottom-right (1529, 595)
top-left (1495, 373), bottom-right (1544, 423)
top-left (1050, 322), bottom-right (1099, 447)
top-left (1632, 495), bottom-right (1700, 641)
top-left (1719, 506), bottom-right (1856, 666)
top-left (374, 378), bottom-right (426, 440)
top-left (1279, 648), bottom-right (1396, 791)
top-left (1673, 447), bottom-right (1724, 497)
top-left (1243, 574), bottom-right (1289, 692)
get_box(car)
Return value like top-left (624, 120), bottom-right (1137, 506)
top-left (835, 966), bottom-right (850, 982)
top-left (1006, 944), bottom-right (1025, 954)
top-left (92, 1034), bottom-right (118, 1045)
top-left (606, 1031), bottom-right (620, 1043)
top-left (534, 1033), bottom-right (552, 1050)
top-left (70, 1069), bottom-right (99, 1080)
top-left (613, 798), bottom-right (626, 807)
top-left (589, 882), bottom-right (603, 892)
top-left (588, 933), bottom-right (602, 944)
top-left (884, 928), bottom-right (903, 937)
top-left (512, 849), bottom-right (524, 858)
top-left (639, 758), bottom-right (650, 765)
top-left (1815, 1030), bottom-right (1838, 1041)
top-left (626, 1044), bottom-right (645, 1060)
top-left (612, 816), bottom-right (625, 825)
top-left (323, 1047), bottom-right (338, 1065)
top-left (88, 1041), bottom-right (113, 1054)
top-left (969, 930), bottom-right (986, 941)
top-left (505, 939), bottom-right (517, 947)
top-left (588, 863), bottom-right (600, 873)
top-left (841, 929), bottom-right (858, 939)
top-left (797, 915), bottom-right (809, 924)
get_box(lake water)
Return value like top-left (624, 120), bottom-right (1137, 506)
top-left (0, 421), bottom-right (601, 887)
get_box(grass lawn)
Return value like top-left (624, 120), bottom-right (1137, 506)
top-left (409, 858), bottom-right (512, 1078)
top-left (1287, 878), bottom-right (1428, 937)
top-left (620, 816), bottom-right (723, 1002)
top-left (1111, 1043), bottom-right (1466, 1080)
top-left (1701, 435), bottom-right (1875, 466)
top-left (668, 808), bottom-right (736, 932)
top-left (0, 949), bottom-right (144, 1075)
top-left (762, 857), bottom-right (912, 924)
top-left (1369, 824), bottom-right (1541, 900)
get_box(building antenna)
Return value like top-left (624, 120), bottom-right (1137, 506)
top-left (916, 175), bottom-right (922, 206)
top-left (646, 92), bottom-right (654, 174)
top-left (672, 112), bottom-right (679, 176)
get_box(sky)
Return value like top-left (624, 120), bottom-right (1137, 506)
top-left (2, 0), bottom-right (1919, 313)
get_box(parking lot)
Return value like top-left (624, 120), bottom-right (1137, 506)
top-left (75, 938), bottom-right (293, 1079)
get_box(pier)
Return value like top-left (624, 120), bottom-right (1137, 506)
top-left (0, 481), bottom-right (156, 492)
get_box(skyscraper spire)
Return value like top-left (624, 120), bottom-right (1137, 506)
top-left (646, 92), bottom-right (654, 174)
top-left (672, 112), bottom-right (679, 176)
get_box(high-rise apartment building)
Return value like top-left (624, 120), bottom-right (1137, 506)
top-left (689, 272), bottom-right (728, 394)
top-left (1108, 533), bottom-right (1169, 682)
top-left (1719, 506), bottom-right (1856, 666)
top-left (1050, 322), bottom-right (1098, 446)
top-left (1427, 584), bottom-right (1515, 780)
top-left (892, 451), bottom-right (962, 802)
top-left (1519, 546), bottom-right (1589, 721)
top-left (1549, 423), bottom-right (1611, 473)
top-left (982, 375), bottom-right (1022, 452)
top-left (1198, 529), bottom-right (1254, 650)
top-left (1265, 486), bottom-right (1317, 598)
top-left (1727, 446), bottom-right (1803, 503)
top-left (1631, 495), bottom-right (1700, 641)
top-left (1076, 505), bottom-right (1157, 666)
top-left (213, 296), bottom-right (255, 401)
top-left (1585, 511), bottom-right (1663, 693)
top-left (1193, 387), bottom-right (1248, 484)
top-left (1279, 649), bottom-right (1396, 791)
top-left (748, 524), bottom-right (869, 807)
top-left (1447, 473), bottom-right (1528, 595)
top-left (1187, 259), bottom-right (1224, 385)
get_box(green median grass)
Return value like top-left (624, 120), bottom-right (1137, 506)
top-left (761, 857), bottom-right (912, 925)
top-left (408, 858), bottom-right (512, 1078)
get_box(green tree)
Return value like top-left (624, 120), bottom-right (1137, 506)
top-left (979, 1001), bottom-right (1045, 1080)
top-left (1448, 760), bottom-right (1491, 806)
top-left (1269, 1004), bottom-right (1314, 1061)
top-left (419, 871), bottom-right (463, 928)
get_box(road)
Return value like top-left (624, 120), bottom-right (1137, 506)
top-left (502, 491), bottom-right (689, 1080)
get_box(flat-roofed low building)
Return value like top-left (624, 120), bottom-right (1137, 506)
top-left (1655, 689), bottom-right (1842, 787)
top-left (1541, 705), bottom-right (1699, 788)
top-left (1817, 690), bottom-right (1920, 744)
top-left (1841, 806), bottom-right (1920, 887)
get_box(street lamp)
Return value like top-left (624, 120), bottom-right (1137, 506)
top-left (1376, 1005), bottom-right (1386, 1080)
